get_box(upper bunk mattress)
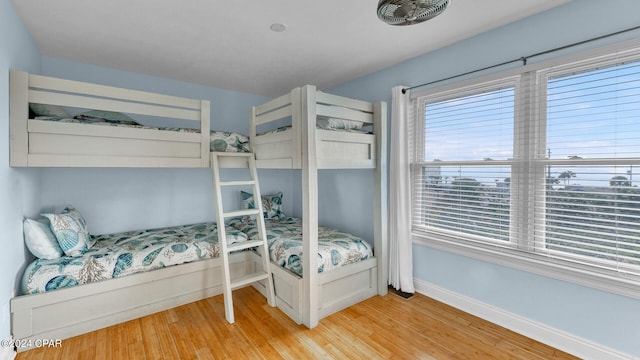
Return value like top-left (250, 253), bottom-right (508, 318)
top-left (34, 116), bottom-right (250, 153)
top-left (227, 217), bottom-right (373, 276)
top-left (259, 123), bottom-right (372, 137)
top-left (22, 222), bottom-right (247, 295)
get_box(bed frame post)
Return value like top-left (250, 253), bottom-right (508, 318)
top-left (291, 88), bottom-right (302, 169)
top-left (9, 70), bottom-right (29, 167)
top-left (249, 106), bottom-right (257, 153)
top-left (374, 101), bottom-right (388, 296)
top-left (200, 100), bottom-right (211, 167)
top-left (300, 85), bottom-right (319, 328)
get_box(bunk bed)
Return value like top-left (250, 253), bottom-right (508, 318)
top-left (9, 71), bottom-right (222, 168)
top-left (13, 219), bottom-right (255, 350)
top-left (8, 71), bottom-right (387, 347)
top-left (8, 70), bottom-right (257, 349)
top-left (247, 85), bottom-right (388, 328)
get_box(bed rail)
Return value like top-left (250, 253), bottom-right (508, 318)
top-left (9, 70), bottom-right (211, 168)
top-left (250, 85), bottom-right (380, 169)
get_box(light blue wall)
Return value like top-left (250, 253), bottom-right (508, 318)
top-left (5, 0), bottom-right (640, 356)
top-left (38, 58), bottom-right (294, 235)
top-left (1, 0), bottom-right (42, 344)
top-left (330, 0), bottom-right (640, 356)
top-left (290, 169), bottom-right (377, 243)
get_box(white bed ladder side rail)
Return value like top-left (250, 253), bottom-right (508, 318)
top-left (210, 152), bottom-right (276, 324)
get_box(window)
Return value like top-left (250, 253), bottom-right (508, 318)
top-left (411, 45), bottom-right (640, 296)
top-left (414, 80), bottom-right (516, 244)
top-left (537, 56), bottom-right (640, 275)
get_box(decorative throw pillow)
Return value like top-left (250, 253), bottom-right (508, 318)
top-left (41, 206), bottom-right (94, 257)
top-left (210, 131), bottom-right (250, 153)
top-left (74, 110), bottom-right (139, 125)
top-left (241, 191), bottom-right (286, 219)
top-left (29, 103), bottom-right (70, 119)
top-left (23, 218), bottom-right (64, 259)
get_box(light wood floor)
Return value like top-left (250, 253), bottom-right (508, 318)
top-left (16, 286), bottom-right (578, 360)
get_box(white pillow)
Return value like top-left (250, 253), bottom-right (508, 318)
top-left (317, 117), bottom-right (364, 130)
top-left (23, 218), bottom-right (64, 259)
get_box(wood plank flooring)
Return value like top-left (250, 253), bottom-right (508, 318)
top-left (16, 286), bottom-right (578, 359)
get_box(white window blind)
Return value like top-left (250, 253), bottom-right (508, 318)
top-left (536, 55), bottom-right (640, 276)
top-left (413, 81), bottom-right (515, 245)
top-left (411, 45), bottom-right (640, 293)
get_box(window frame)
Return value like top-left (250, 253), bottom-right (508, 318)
top-left (410, 40), bottom-right (640, 300)
top-left (413, 76), bottom-right (520, 246)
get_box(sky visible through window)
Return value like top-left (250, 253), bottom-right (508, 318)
top-left (548, 61), bottom-right (640, 160)
top-left (423, 59), bottom-right (640, 188)
top-left (418, 56), bottom-right (640, 271)
top-left (423, 86), bottom-right (514, 188)
top-left (424, 86), bottom-right (514, 163)
top-left (546, 61), bottom-right (640, 188)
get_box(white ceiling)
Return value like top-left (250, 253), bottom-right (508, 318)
top-left (12, 0), bottom-right (570, 97)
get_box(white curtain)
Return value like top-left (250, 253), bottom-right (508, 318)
top-left (388, 86), bottom-right (414, 293)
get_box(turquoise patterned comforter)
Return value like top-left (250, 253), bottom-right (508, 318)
top-left (21, 222), bottom-right (247, 295)
top-left (227, 217), bottom-right (373, 276)
top-left (35, 117), bottom-right (250, 153)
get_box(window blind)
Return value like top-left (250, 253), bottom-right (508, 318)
top-left (413, 82), bottom-right (515, 245)
top-left (411, 45), bottom-right (640, 289)
top-left (536, 57), bottom-right (640, 276)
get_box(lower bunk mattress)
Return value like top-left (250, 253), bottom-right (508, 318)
top-left (227, 217), bottom-right (373, 276)
top-left (22, 217), bottom-right (373, 295)
top-left (22, 222), bottom-right (247, 295)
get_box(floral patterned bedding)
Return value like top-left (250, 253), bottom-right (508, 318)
top-left (227, 217), bottom-right (373, 276)
top-left (259, 124), bottom-right (372, 136)
top-left (21, 222), bottom-right (247, 295)
top-left (35, 117), bottom-right (250, 153)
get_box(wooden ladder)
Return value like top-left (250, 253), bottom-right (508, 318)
top-left (210, 152), bottom-right (276, 324)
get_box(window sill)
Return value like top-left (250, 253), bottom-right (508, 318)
top-left (412, 231), bottom-right (640, 300)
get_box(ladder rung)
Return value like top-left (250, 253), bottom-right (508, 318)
top-left (231, 272), bottom-right (270, 289)
top-left (212, 152), bottom-right (254, 159)
top-left (227, 239), bottom-right (266, 252)
top-left (219, 180), bottom-right (256, 187)
top-left (210, 153), bottom-right (255, 170)
top-left (222, 209), bottom-right (261, 218)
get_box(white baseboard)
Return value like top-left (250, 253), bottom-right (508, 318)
top-left (414, 279), bottom-right (636, 360)
top-left (0, 339), bottom-right (16, 360)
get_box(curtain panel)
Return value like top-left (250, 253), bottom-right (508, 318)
top-left (388, 86), bottom-right (414, 293)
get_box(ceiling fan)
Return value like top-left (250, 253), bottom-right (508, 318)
top-left (377, 0), bottom-right (450, 26)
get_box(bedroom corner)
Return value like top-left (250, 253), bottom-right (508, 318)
top-left (1, 0), bottom-right (42, 358)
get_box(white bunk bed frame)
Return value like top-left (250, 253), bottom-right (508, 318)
top-left (11, 253), bottom-right (254, 351)
top-left (249, 85), bottom-right (388, 328)
top-left (7, 70), bottom-right (241, 350)
top-left (9, 70), bottom-right (211, 168)
top-left (8, 72), bottom-right (387, 348)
